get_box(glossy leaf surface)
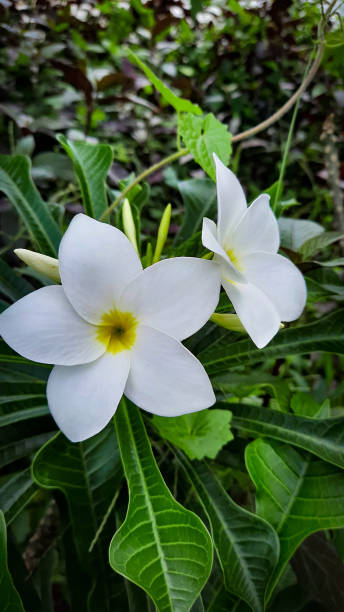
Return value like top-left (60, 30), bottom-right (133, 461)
top-left (110, 400), bottom-right (213, 612)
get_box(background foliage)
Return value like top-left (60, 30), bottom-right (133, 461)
top-left (0, 1), bottom-right (344, 611)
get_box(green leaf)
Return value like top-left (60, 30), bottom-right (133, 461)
top-left (179, 113), bottom-right (232, 180)
top-left (57, 135), bottom-right (113, 219)
top-left (128, 50), bottom-right (202, 115)
top-left (0, 432), bottom-right (53, 469)
top-left (32, 425), bottom-right (122, 570)
top-left (278, 217), bottom-right (323, 252)
top-left (0, 258), bottom-right (33, 302)
top-left (174, 178), bottom-right (216, 245)
top-left (290, 391), bottom-right (325, 418)
top-left (0, 511), bottom-right (25, 611)
top-left (214, 372), bottom-right (291, 413)
top-left (228, 402), bottom-right (344, 470)
top-left (299, 231), bottom-right (344, 260)
top-left (153, 410), bottom-right (233, 460)
top-left (245, 439), bottom-right (344, 600)
top-left (110, 400), bottom-right (213, 612)
top-left (175, 452), bottom-right (279, 612)
top-left (199, 308), bottom-right (344, 375)
top-left (0, 155), bottom-right (61, 256)
top-left (0, 469), bottom-right (37, 525)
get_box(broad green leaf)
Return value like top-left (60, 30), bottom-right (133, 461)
top-left (57, 135), bottom-right (113, 219)
top-left (228, 402), bottom-right (344, 469)
top-left (153, 410), bottom-right (233, 460)
top-left (110, 400), bottom-right (213, 612)
top-left (0, 511), bottom-right (25, 612)
top-left (277, 217), bottom-right (323, 252)
top-left (32, 425), bottom-right (122, 569)
top-left (0, 155), bottom-right (61, 256)
top-left (299, 230), bottom-right (344, 260)
top-left (179, 113), bottom-right (232, 180)
top-left (0, 468), bottom-right (37, 525)
top-left (0, 258), bottom-right (33, 302)
top-left (199, 308), bottom-right (344, 375)
top-left (290, 391), bottom-right (325, 418)
top-left (128, 50), bottom-right (202, 115)
top-left (174, 178), bottom-right (216, 245)
top-left (175, 451), bottom-right (279, 612)
top-left (245, 439), bottom-right (344, 600)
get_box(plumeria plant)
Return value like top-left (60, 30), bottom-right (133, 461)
top-left (1, 18), bottom-right (344, 611)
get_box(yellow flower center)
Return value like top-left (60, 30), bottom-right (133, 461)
top-left (226, 248), bottom-right (242, 271)
top-left (96, 309), bottom-right (138, 355)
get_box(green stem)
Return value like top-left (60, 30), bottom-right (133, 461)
top-left (272, 97), bottom-right (301, 216)
top-left (99, 148), bottom-right (188, 221)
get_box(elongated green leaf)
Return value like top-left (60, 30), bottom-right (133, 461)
top-left (299, 230), bottom-right (344, 260)
top-left (32, 425), bottom-right (122, 568)
top-left (0, 511), bottom-right (25, 611)
top-left (0, 406), bottom-right (48, 427)
top-left (174, 178), bottom-right (216, 245)
top-left (110, 400), bottom-right (213, 612)
top-left (278, 217), bottom-right (323, 251)
top-left (0, 432), bottom-right (53, 469)
top-left (57, 135), bottom-right (113, 219)
top-left (227, 402), bottom-right (344, 470)
top-left (199, 309), bottom-right (344, 375)
top-left (245, 439), bottom-right (344, 601)
top-left (0, 469), bottom-right (37, 525)
top-left (0, 155), bottom-right (61, 256)
top-left (0, 258), bottom-right (33, 302)
top-left (179, 113), bottom-right (232, 180)
top-left (175, 451), bottom-right (279, 612)
top-left (128, 51), bottom-right (202, 115)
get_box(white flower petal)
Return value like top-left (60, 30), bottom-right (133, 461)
top-left (228, 194), bottom-right (280, 256)
top-left (202, 218), bottom-right (245, 283)
top-left (47, 351), bottom-right (130, 442)
top-left (214, 154), bottom-right (247, 244)
top-left (59, 214), bottom-right (142, 324)
top-left (0, 285), bottom-right (103, 365)
top-left (241, 252), bottom-right (307, 321)
top-left (125, 325), bottom-right (215, 416)
top-left (119, 257), bottom-right (221, 341)
top-left (223, 279), bottom-right (280, 348)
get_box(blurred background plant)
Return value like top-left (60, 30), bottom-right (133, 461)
top-left (1, 1), bottom-right (344, 611)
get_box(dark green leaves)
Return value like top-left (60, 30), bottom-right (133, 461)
top-left (199, 308), bottom-right (344, 375)
top-left (229, 402), bottom-right (344, 470)
top-left (0, 155), bottom-right (61, 256)
top-left (246, 440), bottom-right (344, 600)
top-left (175, 178), bottom-right (216, 244)
top-left (57, 135), bottom-right (113, 219)
top-left (175, 453), bottom-right (279, 612)
top-left (110, 401), bottom-right (213, 611)
top-left (179, 113), bottom-right (232, 180)
top-left (0, 511), bottom-right (25, 612)
top-left (153, 410), bottom-right (233, 460)
top-left (32, 425), bottom-right (122, 568)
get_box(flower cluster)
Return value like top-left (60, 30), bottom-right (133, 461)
top-left (0, 158), bottom-right (306, 442)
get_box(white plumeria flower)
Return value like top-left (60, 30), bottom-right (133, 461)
top-left (0, 214), bottom-right (221, 442)
top-left (202, 154), bottom-right (307, 349)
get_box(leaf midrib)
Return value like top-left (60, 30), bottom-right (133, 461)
top-left (0, 165), bottom-right (56, 255)
top-left (123, 405), bottom-right (174, 612)
top-left (186, 459), bottom-right (262, 612)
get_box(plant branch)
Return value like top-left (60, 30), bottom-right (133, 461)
top-left (99, 148), bottom-right (188, 221)
top-left (231, 42), bottom-right (324, 143)
top-left (101, 31), bottom-right (328, 218)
